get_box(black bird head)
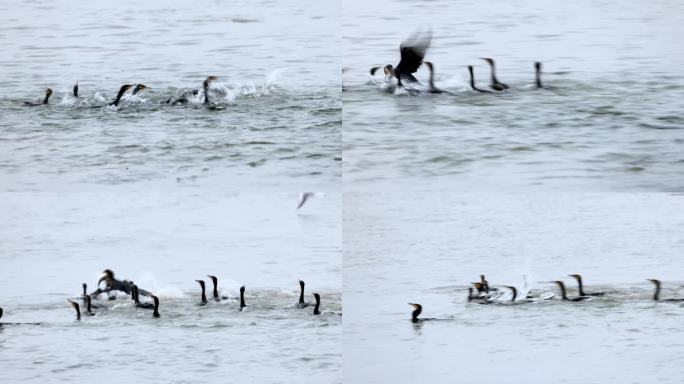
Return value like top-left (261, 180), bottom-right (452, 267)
top-left (207, 275), bottom-right (218, 285)
top-left (196, 280), bottom-right (205, 289)
top-left (299, 280), bottom-right (305, 288)
top-left (132, 84), bottom-right (148, 95)
top-left (98, 269), bottom-right (115, 286)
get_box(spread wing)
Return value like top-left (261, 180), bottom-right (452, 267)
top-left (396, 28), bottom-right (432, 75)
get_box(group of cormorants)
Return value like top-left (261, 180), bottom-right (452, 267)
top-left (410, 274), bottom-right (684, 322)
top-left (0, 269), bottom-right (325, 324)
top-left (369, 29), bottom-right (544, 95)
top-left (22, 76), bottom-right (226, 109)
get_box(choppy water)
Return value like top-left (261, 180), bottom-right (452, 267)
top-left (0, 0), bottom-right (341, 382)
top-left (344, 191), bottom-right (684, 383)
top-left (1, 190), bottom-right (342, 383)
top-left (0, 0), bottom-right (341, 191)
top-left (343, 0), bottom-right (684, 191)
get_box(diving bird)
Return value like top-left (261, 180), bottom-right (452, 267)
top-left (648, 279), bottom-right (684, 302)
top-left (370, 28), bottom-right (432, 88)
top-left (151, 295), bottom-right (160, 318)
top-left (468, 66), bottom-right (492, 93)
top-left (207, 275), bottom-right (229, 301)
top-left (196, 280), bottom-right (208, 306)
top-left (24, 88), bottom-right (53, 106)
top-left (569, 274), bottom-right (604, 296)
top-left (554, 281), bottom-right (589, 302)
top-left (297, 280), bottom-right (311, 308)
top-left (480, 58), bottom-right (508, 91)
top-left (534, 62), bottom-right (543, 88)
top-left (312, 293), bottom-right (321, 315)
top-left (68, 299), bottom-right (81, 320)
top-left (239, 285), bottom-right (246, 311)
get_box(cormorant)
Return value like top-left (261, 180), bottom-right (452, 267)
top-left (110, 85), bottom-right (133, 107)
top-left (24, 88), bottom-right (53, 106)
top-left (67, 299), bottom-right (81, 320)
top-left (297, 192), bottom-right (315, 209)
top-left (202, 76), bottom-right (219, 105)
top-left (535, 62), bottom-right (543, 88)
top-left (468, 66), bottom-right (492, 93)
top-left (151, 295), bottom-right (160, 318)
top-left (423, 61), bottom-right (445, 94)
top-left (569, 274), bottom-right (604, 296)
top-left (84, 296), bottom-right (96, 316)
top-left (370, 29), bottom-right (432, 88)
top-left (313, 292), bottom-right (321, 315)
top-left (73, 82), bottom-right (79, 97)
top-left (297, 280), bottom-right (311, 308)
top-left (132, 285), bottom-right (154, 309)
top-left (196, 280), bottom-right (208, 305)
top-left (480, 58), bottom-right (508, 91)
top-left (207, 275), bottom-right (229, 301)
top-left (648, 279), bottom-right (684, 302)
top-left (554, 281), bottom-right (589, 302)
top-left (132, 84), bottom-right (148, 95)
top-left (239, 285), bottom-right (246, 311)
top-left (90, 269), bottom-right (149, 298)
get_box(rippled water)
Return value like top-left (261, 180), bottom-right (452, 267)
top-left (0, 0), bottom-right (341, 382)
top-left (1, 190), bottom-right (342, 383)
top-left (343, 0), bottom-right (684, 191)
top-left (344, 191), bottom-right (684, 383)
top-left (0, 0), bottom-right (341, 190)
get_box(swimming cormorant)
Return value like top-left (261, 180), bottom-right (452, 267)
top-left (73, 82), bottom-right (79, 97)
top-left (480, 58), bottom-right (508, 91)
top-left (648, 279), bottom-right (684, 302)
top-left (207, 275), bottom-right (229, 301)
top-left (313, 292), bottom-right (321, 315)
top-left (24, 88), bottom-right (53, 106)
top-left (110, 85), bottom-right (133, 107)
top-left (132, 84), bottom-right (148, 95)
top-left (408, 303), bottom-right (428, 323)
top-left (67, 299), bottom-right (81, 320)
top-left (151, 295), bottom-right (160, 318)
top-left (468, 66), bottom-right (492, 93)
top-left (239, 285), bottom-right (246, 311)
top-left (535, 62), bottom-right (543, 88)
top-left (297, 280), bottom-right (310, 308)
top-left (196, 280), bottom-right (208, 305)
top-left (132, 285), bottom-right (154, 309)
top-left (202, 76), bottom-right (219, 105)
top-left (569, 274), bottom-right (604, 296)
top-left (423, 61), bottom-right (445, 94)
top-left (554, 281), bottom-right (589, 302)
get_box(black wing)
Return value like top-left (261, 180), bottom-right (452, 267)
top-left (396, 28), bottom-right (432, 76)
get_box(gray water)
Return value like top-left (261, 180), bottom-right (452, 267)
top-left (0, 0), bottom-right (341, 190)
top-left (343, 0), bottom-right (684, 191)
top-left (0, 0), bottom-right (341, 382)
top-left (344, 191), bottom-right (684, 384)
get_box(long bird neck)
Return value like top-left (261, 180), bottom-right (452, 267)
top-left (558, 283), bottom-right (568, 300)
top-left (203, 84), bottom-right (209, 105)
top-left (510, 288), bottom-right (517, 302)
top-left (114, 86), bottom-right (129, 106)
top-left (535, 67), bottom-right (542, 88)
top-left (412, 307), bottom-right (421, 321)
top-left (82, 284), bottom-right (87, 297)
top-left (314, 297), bottom-right (320, 315)
top-left (489, 63), bottom-right (498, 84)
top-left (42, 92), bottom-right (50, 104)
top-left (576, 277), bottom-right (586, 296)
top-left (74, 304), bottom-right (81, 320)
top-left (653, 283), bottom-right (660, 301)
top-left (299, 285), bottom-right (305, 304)
top-left (240, 290), bottom-right (246, 308)
top-left (153, 301), bottom-right (159, 317)
top-left (211, 280), bottom-right (219, 299)
top-left (200, 285), bottom-right (207, 304)
top-left (469, 69), bottom-right (477, 90)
